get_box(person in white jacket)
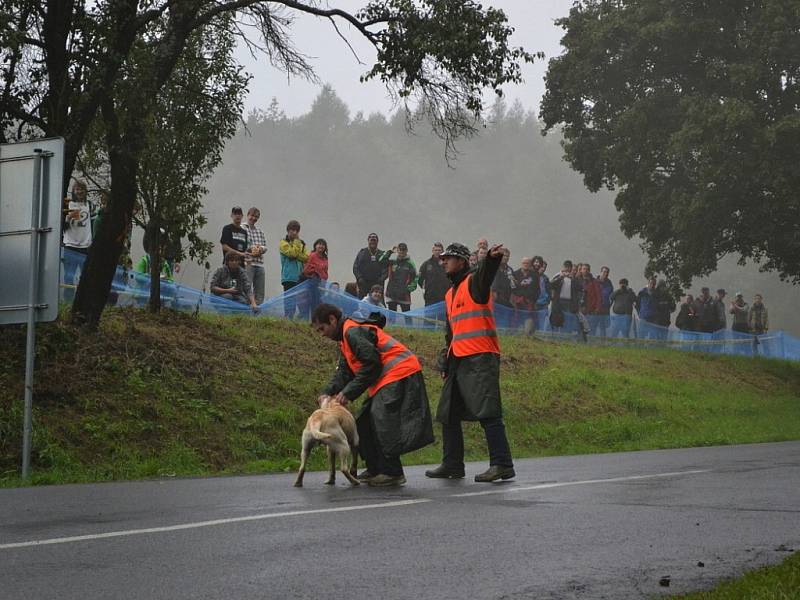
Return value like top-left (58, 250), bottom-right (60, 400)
top-left (63, 180), bottom-right (92, 254)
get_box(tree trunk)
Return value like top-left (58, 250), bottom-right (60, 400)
top-left (148, 220), bottom-right (162, 313)
top-left (71, 138), bottom-right (138, 328)
top-left (70, 3), bottom-right (200, 327)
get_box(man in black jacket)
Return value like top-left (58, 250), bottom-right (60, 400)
top-left (549, 260), bottom-right (582, 314)
top-left (425, 242), bottom-right (515, 483)
top-left (694, 287), bottom-right (716, 333)
top-left (491, 247), bottom-right (515, 308)
top-left (352, 233), bottom-right (391, 299)
top-left (549, 259), bottom-right (585, 335)
top-left (417, 242), bottom-right (449, 306)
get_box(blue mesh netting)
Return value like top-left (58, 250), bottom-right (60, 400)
top-left (60, 249), bottom-right (799, 361)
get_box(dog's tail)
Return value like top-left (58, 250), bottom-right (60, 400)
top-left (309, 425), bottom-right (333, 441)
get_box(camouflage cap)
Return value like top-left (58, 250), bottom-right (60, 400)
top-left (439, 243), bottom-right (471, 261)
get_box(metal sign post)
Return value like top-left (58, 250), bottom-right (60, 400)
top-left (21, 150), bottom-right (45, 477)
top-left (0, 138), bottom-right (64, 479)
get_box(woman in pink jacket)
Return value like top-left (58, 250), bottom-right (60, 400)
top-left (303, 239), bottom-right (328, 314)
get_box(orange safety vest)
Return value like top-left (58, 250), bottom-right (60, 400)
top-left (340, 319), bottom-right (421, 396)
top-left (445, 273), bottom-right (501, 357)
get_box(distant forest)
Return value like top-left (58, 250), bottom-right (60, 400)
top-left (179, 85), bottom-right (796, 334)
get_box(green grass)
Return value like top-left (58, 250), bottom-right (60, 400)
top-left (670, 551), bottom-right (800, 599)
top-left (1, 307), bottom-right (800, 487)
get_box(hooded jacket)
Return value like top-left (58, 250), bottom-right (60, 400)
top-left (386, 256), bottom-right (418, 304)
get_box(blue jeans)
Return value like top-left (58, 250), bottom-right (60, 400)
top-left (246, 265), bottom-right (265, 305)
top-left (282, 281), bottom-right (298, 318)
top-left (608, 315), bottom-right (632, 338)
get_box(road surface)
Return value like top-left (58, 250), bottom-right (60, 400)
top-left (1, 441), bottom-right (798, 599)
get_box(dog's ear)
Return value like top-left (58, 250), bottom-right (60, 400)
top-left (317, 395), bottom-right (330, 408)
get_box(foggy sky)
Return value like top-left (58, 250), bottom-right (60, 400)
top-left (235, 0), bottom-right (570, 118)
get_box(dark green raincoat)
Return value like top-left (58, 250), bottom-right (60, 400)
top-left (323, 318), bottom-right (434, 456)
top-left (436, 254), bottom-right (504, 423)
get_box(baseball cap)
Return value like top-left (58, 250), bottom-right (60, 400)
top-left (439, 243), bottom-right (471, 261)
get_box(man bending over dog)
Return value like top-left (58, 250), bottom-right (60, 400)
top-left (311, 303), bottom-right (434, 487)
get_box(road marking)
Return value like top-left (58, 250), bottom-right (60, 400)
top-left (0, 469), bottom-right (712, 550)
top-left (450, 469), bottom-right (712, 498)
top-left (0, 498), bottom-right (431, 551)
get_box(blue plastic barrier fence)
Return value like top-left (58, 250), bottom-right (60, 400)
top-left (60, 249), bottom-right (799, 361)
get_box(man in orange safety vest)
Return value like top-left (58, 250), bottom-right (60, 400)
top-left (425, 242), bottom-right (515, 483)
top-left (312, 303), bottom-right (434, 487)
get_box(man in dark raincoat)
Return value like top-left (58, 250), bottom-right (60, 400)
top-left (426, 242), bottom-right (515, 482)
top-left (312, 303), bottom-right (434, 487)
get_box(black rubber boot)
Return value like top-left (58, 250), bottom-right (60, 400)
top-left (474, 465), bottom-right (516, 482)
top-left (424, 464), bottom-right (466, 479)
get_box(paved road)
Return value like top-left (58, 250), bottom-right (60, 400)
top-left (1, 441), bottom-right (799, 599)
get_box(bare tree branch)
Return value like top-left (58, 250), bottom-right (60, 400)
top-left (134, 1), bottom-right (177, 29)
top-left (5, 103), bottom-right (48, 132)
top-left (21, 35), bottom-right (46, 48)
top-left (270, 0), bottom-right (384, 43)
top-left (191, 0), bottom-right (265, 29)
top-left (327, 15), bottom-right (363, 65)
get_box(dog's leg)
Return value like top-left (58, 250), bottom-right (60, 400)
top-left (294, 432), bottom-right (312, 487)
top-left (324, 445), bottom-right (336, 485)
top-left (349, 430), bottom-right (359, 478)
top-left (340, 445), bottom-right (360, 486)
top-left (350, 442), bottom-right (359, 479)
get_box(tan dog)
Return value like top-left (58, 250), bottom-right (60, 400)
top-left (294, 395), bottom-right (360, 487)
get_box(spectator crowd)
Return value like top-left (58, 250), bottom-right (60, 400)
top-left (61, 181), bottom-right (773, 339)
top-left (200, 204), bottom-right (772, 339)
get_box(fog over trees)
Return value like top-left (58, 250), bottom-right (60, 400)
top-left (167, 86), bottom-right (797, 334)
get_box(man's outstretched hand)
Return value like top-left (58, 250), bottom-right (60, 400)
top-left (488, 244), bottom-right (505, 258)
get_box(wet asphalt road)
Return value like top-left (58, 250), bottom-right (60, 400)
top-left (1, 441), bottom-right (798, 599)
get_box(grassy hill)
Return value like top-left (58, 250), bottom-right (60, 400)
top-left (2, 308), bottom-right (800, 487)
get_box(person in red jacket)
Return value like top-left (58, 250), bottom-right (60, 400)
top-left (577, 263), bottom-right (603, 336)
top-left (302, 238), bottom-right (329, 314)
top-left (303, 238), bottom-right (329, 280)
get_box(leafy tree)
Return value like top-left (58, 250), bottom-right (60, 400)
top-left (77, 21), bottom-right (245, 312)
top-left (540, 0), bottom-right (800, 287)
top-left (303, 84), bottom-right (351, 134)
top-left (248, 97), bottom-right (287, 126)
top-left (2, 0), bottom-right (537, 328)
top-left (126, 24), bottom-right (247, 312)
